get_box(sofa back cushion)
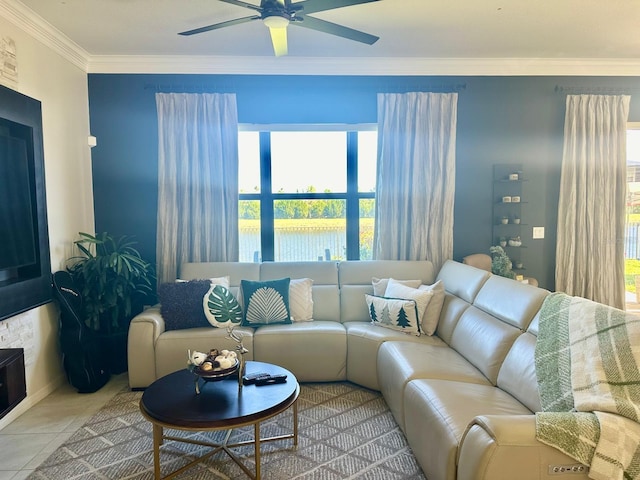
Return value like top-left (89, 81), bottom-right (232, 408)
top-left (338, 260), bottom-right (435, 323)
top-left (496, 332), bottom-right (541, 412)
top-left (450, 306), bottom-right (522, 384)
top-left (447, 270), bottom-right (549, 387)
top-left (435, 294), bottom-right (471, 344)
top-left (260, 261), bottom-right (339, 322)
top-left (472, 275), bottom-right (548, 331)
top-left (434, 260), bottom-right (489, 344)
top-left (436, 260), bottom-right (490, 304)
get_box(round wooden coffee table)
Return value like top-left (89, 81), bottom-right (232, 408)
top-left (140, 361), bottom-right (299, 480)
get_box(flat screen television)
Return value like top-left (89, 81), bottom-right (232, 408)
top-left (0, 84), bottom-right (51, 321)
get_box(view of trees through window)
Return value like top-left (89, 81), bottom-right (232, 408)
top-left (238, 128), bottom-right (377, 262)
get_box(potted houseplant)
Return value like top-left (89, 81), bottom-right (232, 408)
top-left (67, 232), bottom-right (155, 373)
top-left (489, 245), bottom-right (516, 279)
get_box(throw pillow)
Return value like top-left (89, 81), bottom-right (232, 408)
top-left (418, 280), bottom-right (446, 336)
top-left (158, 280), bottom-right (211, 331)
top-left (289, 278), bottom-right (314, 322)
top-left (241, 278), bottom-right (291, 326)
top-left (372, 277), bottom-right (421, 296)
top-left (365, 294), bottom-right (421, 336)
top-left (384, 278), bottom-right (434, 328)
top-left (203, 284), bottom-right (243, 328)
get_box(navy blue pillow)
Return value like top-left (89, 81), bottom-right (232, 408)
top-left (159, 280), bottom-right (210, 331)
top-left (241, 278), bottom-right (291, 326)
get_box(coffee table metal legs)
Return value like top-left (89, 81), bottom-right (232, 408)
top-left (151, 400), bottom-right (298, 480)
top-left (153, 424), bottom-right (163, 480)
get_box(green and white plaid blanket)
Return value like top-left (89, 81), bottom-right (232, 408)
top-left (535, 292), bottom-right (640, 480)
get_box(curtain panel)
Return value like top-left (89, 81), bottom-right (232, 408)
top-left (374, 92), bottom-right (458, 272)
top-left (556, 94), bottom-right (630, 309)
top-left (156, 93), bottom-right (239, 284)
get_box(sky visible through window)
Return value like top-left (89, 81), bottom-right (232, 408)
top-left (238, 130), bottom-right (377, 193)
top-left (629, 129), bottom-right (640, 165)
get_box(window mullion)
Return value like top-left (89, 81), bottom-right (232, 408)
top-left (346, 131), bottom-right (359, 260)
top-left (260, 131), bottom-right (274, 261)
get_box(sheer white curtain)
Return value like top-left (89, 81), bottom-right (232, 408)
top-left (156, 93), bottom-right (239, 283)
top-left (374, 92), bottom-right (458, 272)
top-left (556, 94), bottom-right (630, 309)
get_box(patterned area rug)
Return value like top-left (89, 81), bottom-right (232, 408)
top-left (27, 382), bottom-right (425, 479)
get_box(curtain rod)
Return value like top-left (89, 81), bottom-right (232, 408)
top-left (143, 82), bottom-right (468, 94)
top-left (554, 85), bottom-right (636, 95)
top-left (379, 83), bottom-right (467, 93)
top-left (143, 83), bottom-right (235, 93)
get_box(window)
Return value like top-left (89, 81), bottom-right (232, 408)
top-left (625, 124), bottom-right (640, 309)
top-left (238, 126), bottom-right (377, 262)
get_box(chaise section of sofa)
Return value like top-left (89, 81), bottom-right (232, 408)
top-left (381, 260), bottom-right (591, 480)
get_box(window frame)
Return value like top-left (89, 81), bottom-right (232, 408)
top-left (238, 124), bottom-right (376, 262)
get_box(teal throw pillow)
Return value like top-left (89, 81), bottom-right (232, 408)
top-left (203, 284), bottom-right (243, 328)
top-left (241, 278), bottom-right (291, 326)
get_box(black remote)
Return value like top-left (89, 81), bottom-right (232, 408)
top-left (255, 374), bottom-right (287, 386)
top-left (242, 372), bottom-right (270, 385)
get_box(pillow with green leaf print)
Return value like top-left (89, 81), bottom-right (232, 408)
top-left (203, 284), bottom-right (243, 328)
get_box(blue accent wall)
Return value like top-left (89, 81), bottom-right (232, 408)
top-left (88, 74), bottom-right (640, 289)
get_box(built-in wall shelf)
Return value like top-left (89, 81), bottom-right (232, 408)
top-left (492, 164), bottom-right (527, 272)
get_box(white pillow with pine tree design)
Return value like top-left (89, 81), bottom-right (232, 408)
top-left (365, 294), bottom-right (431, 336)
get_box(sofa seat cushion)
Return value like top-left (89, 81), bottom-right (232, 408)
top-left (404, 379), bottom-right (531, 480)
top-left (378, 342), bottom-right (491, 431)
top-left (253, 321), bottom-right (347, 382)
top-left (155, 326), bottom-right (255, 379)
top-left (344, 322), bottom-right (446, 391)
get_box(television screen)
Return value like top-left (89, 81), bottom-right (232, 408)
top-left (0, 131), bottom-right (37, 270)
top-left (0, 84), bottom-right (51, 321)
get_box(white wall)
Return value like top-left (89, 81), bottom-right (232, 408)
top-left (0, 15), bottom-right (92, 429)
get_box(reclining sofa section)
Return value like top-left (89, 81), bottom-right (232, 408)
top-left (127, 259), bottom-right (592, 480)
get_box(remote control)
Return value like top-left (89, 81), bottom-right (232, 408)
top-left (242, 372), bottom-right (270, 385)
top-left (255, 374), bottom-right (287, 386)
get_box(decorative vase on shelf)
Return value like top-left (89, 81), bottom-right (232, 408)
top-left (513, 217), bottom-right (521, 224)
top-left (501, 217), bottom-right (509, 224)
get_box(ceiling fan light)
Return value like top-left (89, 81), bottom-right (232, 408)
top-left (268, 27), bottom-right (288, 57)
top-left (263, 15), bottom-right (289, 29)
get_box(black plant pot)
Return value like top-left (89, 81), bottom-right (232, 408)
top-left (99, 331), bottom-right (128, 374)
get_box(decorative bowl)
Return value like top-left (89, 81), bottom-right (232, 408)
top-left (190, 358), bottom-right (239, 382)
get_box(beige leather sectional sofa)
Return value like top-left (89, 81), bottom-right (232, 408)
top-left (128, 259), bottom-right (590, 479)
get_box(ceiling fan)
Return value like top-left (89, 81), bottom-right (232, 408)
top-left (179, 0), bottom-right (381, 57)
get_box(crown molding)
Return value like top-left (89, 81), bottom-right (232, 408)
top-left (88, 55), bottom-right (640, 76)
top-left (3, 0), bottom-right (640, 77)
top-left (0, 0), bottom-right (89, 71)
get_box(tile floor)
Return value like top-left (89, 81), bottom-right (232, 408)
top-left (0, 373), bottom-right (129, 480)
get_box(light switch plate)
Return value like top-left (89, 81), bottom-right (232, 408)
top-left (533, 227), bottom-right (545, 239)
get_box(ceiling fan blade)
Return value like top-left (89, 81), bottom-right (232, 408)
top-left (268, 25), bottom-right (288, 56)
top-left (293, 15), bottom-right (379, 44)
top-left (294, 0), bottom-right (381, 15)
top-left (217, 0), bottom-right (262, 12)
top-left (178, 15), bottom-right (260, 36)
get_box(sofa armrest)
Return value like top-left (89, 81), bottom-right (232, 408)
top-left (127, 305), bottom-right (165, 389)
top-left (457, 415), bottom-right (589, 480)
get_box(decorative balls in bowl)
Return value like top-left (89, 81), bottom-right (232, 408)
top-left (188, 348), bottom-right (239, 381)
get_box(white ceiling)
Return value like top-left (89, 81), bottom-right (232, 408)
top-left (8, 0), bottom-right (640, 75)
